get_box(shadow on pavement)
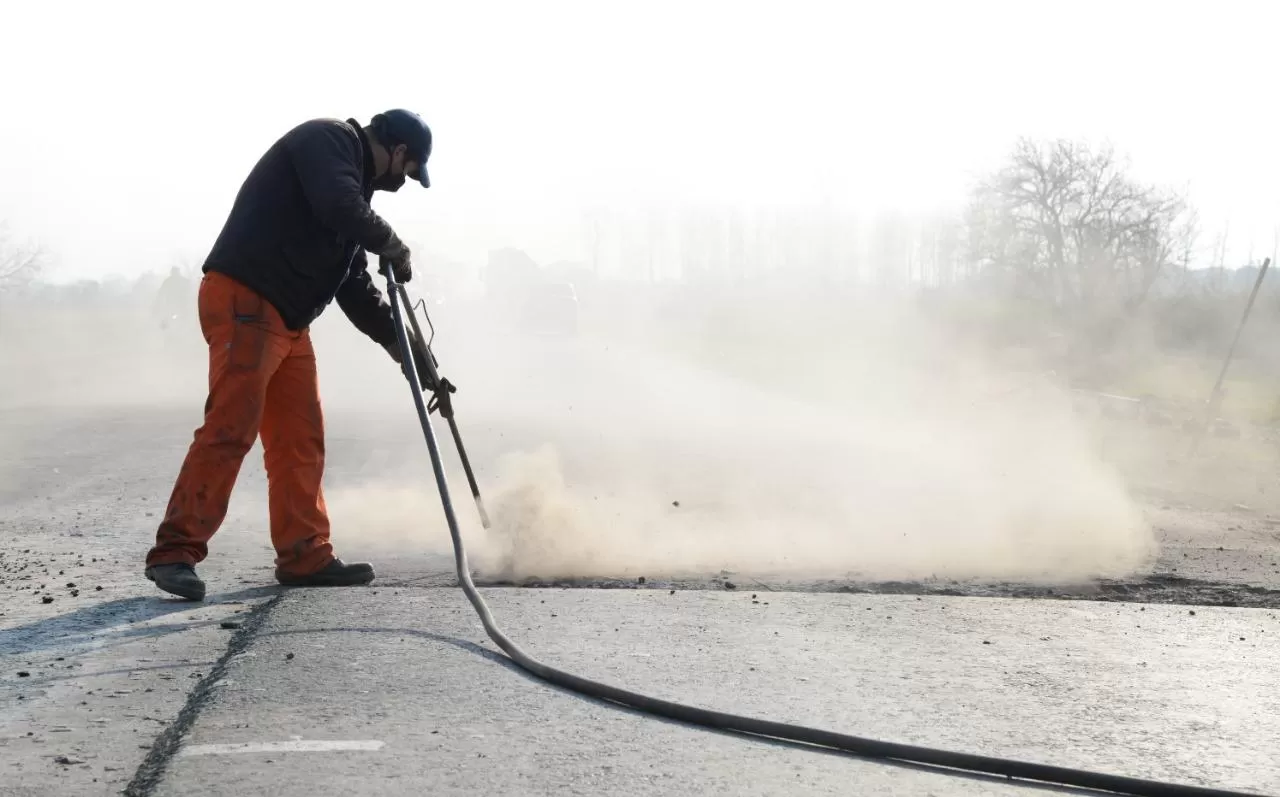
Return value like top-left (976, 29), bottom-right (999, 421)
top-left (14, 661), bottom-right (208, 688)
top-left (260, 626), bottom-right (1104, 797)
top-left (0, 586), bottom-right (281, 658)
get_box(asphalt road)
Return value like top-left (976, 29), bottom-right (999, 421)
top-left (6, 553), bottom-right (1279, 796)
top-left (4, 329), bottom-right (1280, 796)
top-left (148, 587), bottom-right (1280, 796)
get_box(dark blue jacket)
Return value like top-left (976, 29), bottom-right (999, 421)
top-left (202, 117), bottom-right (402, 346)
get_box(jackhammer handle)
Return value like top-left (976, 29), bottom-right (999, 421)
top-left (394, 284), bottom-right (441, 375)
top-left (378, 256), bottom-right (438, 379)
top-left (381, 261), bottom-right (492, 529)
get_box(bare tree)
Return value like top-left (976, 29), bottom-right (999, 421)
top-left (965, 138), bottom-right (1197, 322)
top-left (0, 223), bottom-right (45, 291)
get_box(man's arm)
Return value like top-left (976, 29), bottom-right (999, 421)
top-left (285, 120), bottom-right (405, 258)
top-left (337, 250), bottom-right (434, 390)
top-left (335, 249), bottom-right (398, 349)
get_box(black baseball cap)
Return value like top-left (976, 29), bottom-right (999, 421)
top-left (372, 109), bottom-right (432, 188)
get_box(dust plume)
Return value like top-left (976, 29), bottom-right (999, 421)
top-left (0, 272), bottom-right (1170, 587)
top-left (320, 286), bottom-right (1159, 586)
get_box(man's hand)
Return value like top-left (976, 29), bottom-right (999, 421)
top-left (381, 241), bottom-right (412, 283)
top-left (381, 331), bottom-right (458, 415)
top-left (383, 332), bottom-right (432, 391)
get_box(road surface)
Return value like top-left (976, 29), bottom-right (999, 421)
top-left (3, 335), bottom-right (1280, 796)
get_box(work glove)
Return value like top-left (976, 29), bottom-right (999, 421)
top-left (383, 330), bottom-right (433, 392)
top-left (381, 241), bottom-right (412, 283)
top-left (383, 334), bottom-right (457, 415)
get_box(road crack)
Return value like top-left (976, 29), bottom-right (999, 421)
top-left (122, 593), bottom-right (284, 797)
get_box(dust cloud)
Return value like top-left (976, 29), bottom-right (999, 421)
top-left (0, 275), bottom-right (1160, 586)
top-left (0, 273), bottom-right (1162, 585)
top-left (317, 284), bottom-right (1158, 586)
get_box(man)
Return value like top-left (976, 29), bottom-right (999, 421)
top-left (152, 266), bottom-right (192, 331)
top-left (144, 109), bottom-right (435, 602)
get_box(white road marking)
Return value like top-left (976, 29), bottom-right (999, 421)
top-left (178, 740), bottom-right (385, 757)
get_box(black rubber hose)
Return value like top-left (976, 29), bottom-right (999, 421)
top-left (381, 268), bottom-right (1272, 797)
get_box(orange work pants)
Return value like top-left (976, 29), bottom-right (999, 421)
top-left (146, 271), bottom-right (334, 577)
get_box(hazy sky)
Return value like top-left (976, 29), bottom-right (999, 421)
top-left (3, 0), bottom-right (1279, 281)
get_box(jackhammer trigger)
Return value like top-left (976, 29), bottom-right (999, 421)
top-left (426, 377), bottom-right (458, 418)
top-left (410, 296), bottom-right (437, 353)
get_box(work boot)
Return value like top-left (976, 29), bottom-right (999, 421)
top-left (145, 563), bottom-right (206, 601)
top-left (276, 558), bottom-right (375, 588)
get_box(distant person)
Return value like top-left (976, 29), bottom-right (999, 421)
top-left (153, 266), bottom-right (191, 331)
top-left (144, 110), bottom-right (434, 601)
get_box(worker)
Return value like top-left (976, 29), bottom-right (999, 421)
top-left (144, 109), bottom-right (435, 601)
top-left (153, 266), bottom-right (192, 331)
